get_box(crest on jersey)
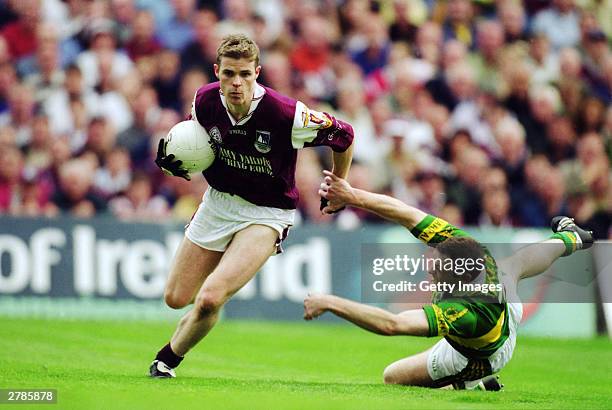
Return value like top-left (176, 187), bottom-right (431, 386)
top-left (309, 112), bottom-right (333, 129)
top-left (254, 130), bottom-right (271, 153)
top-left (209, 126), bottom-right (222, 144)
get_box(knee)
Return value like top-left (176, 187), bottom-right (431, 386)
top-left (383, 365), bottom-right (399, 385)
top-left (193, 289), bottom-right (226, 319)
top-left (164, 289), bottom-right (191, 310)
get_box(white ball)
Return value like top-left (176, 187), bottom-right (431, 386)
top-left (165, 120), bottom-right (215, 173)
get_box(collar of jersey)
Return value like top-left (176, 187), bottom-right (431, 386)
top-left (219, 82), bottom-right (266, 126)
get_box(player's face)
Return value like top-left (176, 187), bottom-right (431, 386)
top-left (214, 57), bottom-right (261, 110)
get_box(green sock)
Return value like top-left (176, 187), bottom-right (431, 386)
top-left (550, 232), bottom-right (577, 256)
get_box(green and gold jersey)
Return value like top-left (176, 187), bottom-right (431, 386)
top-left (411, 215), bottom-right (510, 359)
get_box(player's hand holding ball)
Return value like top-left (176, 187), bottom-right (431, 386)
top-left (155, 120), bottom-right (217, 181)
top-left (319, 170), bottom-right (355, 214)
top-left (155, 138), bottom-right (192, 181)
top-left (303, 293), bottom-right (330, 320)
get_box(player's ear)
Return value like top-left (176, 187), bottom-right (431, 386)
top-left (254, 65), bottom-right (261, 79)
top-left (213, 64), bottom-right (220, 79)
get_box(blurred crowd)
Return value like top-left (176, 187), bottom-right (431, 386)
top-left (0, 0), bottom-right (610, 236)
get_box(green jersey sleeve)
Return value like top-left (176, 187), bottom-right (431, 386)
top-left (410, 215), bottom-right (471, 245)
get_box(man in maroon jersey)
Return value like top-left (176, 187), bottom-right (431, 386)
top-left (150, 34), bottom-right (354, 378)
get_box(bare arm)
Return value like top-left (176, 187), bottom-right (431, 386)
top-left (319, 170), bottom-right (427, 228)
top-left (331, 144), bottom-right (353, 179)
top-left (304, 294), bottom-right (429, 336)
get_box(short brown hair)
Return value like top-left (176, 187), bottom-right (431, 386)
top-left (216, 34), bottom-right (260, 66)
top-left (434, 237), bottom-right (486, 284)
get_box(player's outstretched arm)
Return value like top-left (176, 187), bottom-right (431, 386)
top-left (304, 294), bottom-right (429, 336)
top-left (319, 171), bottom-right (427, 228)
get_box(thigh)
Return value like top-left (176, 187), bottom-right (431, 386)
top-left (165, 236), bottom-right (224, 304)
top-left (197, 224), bottom-right (279, 301)
top-left (384, 348), bottom-right (434, 386)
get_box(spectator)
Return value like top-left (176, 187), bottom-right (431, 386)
top-left (94, 146), bottom-right (132, 198)
top-left (581, 29), bottom-right (612, 102)
top-left (426, 39), bottom-right (467, 110)
top-left (125, 10), bottom-right (161, 60)
top-left (1, 0), bottom-right (40, 60)
top-left (50, 158), bottom-right (106, 217)
top-left (469, 19), bottom-right (505, 96)
top-left (76, 18), bottom-right (133, 90)
top-left (0, 145), bottom-right (24, 213)
top-left (110, 0), bottom-right (137, 46)
top-left (557, 47), bottom-right (586, 118)
top-left (290, 15), bottom-right (334, 100)
top-left (180, 8), bottom-right (219, 80)
top-left (350, 15), bottom-right (391, 75)
top-left (576, 96), bottom-right (606, 133)
top-left (156, 0), bottom-right (196, 51)
top-left (517, 155), bottom-right (569, 226)
top-left (414, 21), bottom-right (443, 65)
top-left (153, 49), bottom-right (181, 111)
top-left (498, 1), bottom-right (528, 44)
top-left (0, 83), bottom-right (36, 147)
top-left (532, 0), bottom-right (581, 51)
top-left (81, 116), bottom-right (116, 164)
top-left (526, 33), bottom-right (559, 86)
top-left (494, 116), bottom-right (528, 189)
top-left (442, 0), bottom-right (476, 49)
top-left (109, 171), bottom-right (169, 221)
top-left (524, 85), bottom-right (562, 154)
top-left (260, 50), bottom-right (293, 97)
top-left (23, 114), bottom-right (53, 174)
top-left (117, 85), bottom-right (158, 166)
top-left (446, 145), bottom-right (489, 224)
top-left (545, 116), bottom-right (577, 163)
top-left (23, 25), bottom-right (66, 103)
top-left (479, 189), bottom-right (514, 227)
top-left (414, 170), bottom-right (446, 216)
top-left (389, 0), bottom-right (418, 44)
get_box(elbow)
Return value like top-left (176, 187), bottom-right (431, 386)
top-left (331, 120), bottom-right (354, 153)
top-left (380, 317), bottom-right (401, 336)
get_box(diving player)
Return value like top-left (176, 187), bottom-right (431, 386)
top-left (149, 35), bottom-right (354, 378)
top-left (304, 171), bottom-right (593, 390)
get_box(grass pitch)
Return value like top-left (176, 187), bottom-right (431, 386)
top-left (1, 318), bottom-right (611, 409)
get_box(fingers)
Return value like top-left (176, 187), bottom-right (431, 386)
top-left (322, 170), bottom-right (339, 180)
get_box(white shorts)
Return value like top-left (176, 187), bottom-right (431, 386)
top-left (426, 302), bottom-right (523, 381)
top-left (185, 187), bottom-right (295, 253)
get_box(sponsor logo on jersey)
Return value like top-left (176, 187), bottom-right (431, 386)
top-left (254, 130), bottom-right (272, 153)
top-left (209, 126), bottom-right (222, 144)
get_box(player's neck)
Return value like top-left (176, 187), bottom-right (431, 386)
top-left (227, 97), bottom-right (253, 122)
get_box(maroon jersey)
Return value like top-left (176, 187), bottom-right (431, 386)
top-left (191, 82), bottom-right (353, 209)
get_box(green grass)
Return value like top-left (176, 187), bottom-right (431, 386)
top-left (1, 318), bottom-right (611, 409)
